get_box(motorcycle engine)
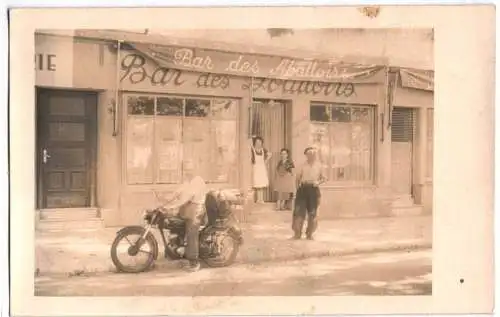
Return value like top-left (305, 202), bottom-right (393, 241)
top-left (175, 246), bottom-right (186, 257)
top-left (199, 229), bottom-right (224, 258)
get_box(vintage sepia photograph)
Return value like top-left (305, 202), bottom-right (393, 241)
top-left (8, 5), bottom-right (496, 315)
top-left (33, 28), bottom-right (434, 296)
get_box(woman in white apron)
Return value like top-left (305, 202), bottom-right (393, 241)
top-left (251, 136), bottom-right (271, 204)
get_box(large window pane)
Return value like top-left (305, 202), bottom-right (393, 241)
top-left (186, 99), bottom-right (210, 117)
top-left (310, 124), bottom-right (330, 171)
top-left (331, 106), bottom-right (351, 122)
top-left (156, 117), bottom-right (182, 183)
top-left (211, 120), bottom-right (237, 182)
top-left (351, 107), bottom-right (371, 123)
top-left (350, 122), bottom-right (372, 181)
top-left (211, 99), bottom-right (237, 120)
top-left (330, 123), bottom-right (352, 181)
top-left (127, 96), bottom-right (154, 115)
top-left (157, 97), bottom-right (183, 116)
top-left (127, 117), bottom-right (154, 184)
top-left (310, 104), bottom-right (330, 122)
top-left (183, 119), bottom-right (211, 180)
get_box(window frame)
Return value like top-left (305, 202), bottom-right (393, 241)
top-left (122, 93), bottom-right (240, 186)
top-left (309, 101), bottom-right (377, 187)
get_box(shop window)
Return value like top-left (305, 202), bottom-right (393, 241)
top-left (310, 103), bottom-right (375, 183)
top-left (125, 94), bottom-right (239, 185)
top-left (426, 108), bottom-right (434, 179)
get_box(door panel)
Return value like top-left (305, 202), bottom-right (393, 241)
top-left (391, 142), bottom-right (413, 195)
top-left (48, 122), bottom-right (86, 141)
top-left (391, 107), bottom-right (416, 198)
top-left (37, 89), bottom-right (97, 209)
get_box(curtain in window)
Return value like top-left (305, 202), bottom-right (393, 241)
top-left (125, 95), bottom-right (239, 185)
top-left (310, 104), bottom-right (374, 184)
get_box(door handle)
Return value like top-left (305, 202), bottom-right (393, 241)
top-left (42, 149), bottom-right (51, 164)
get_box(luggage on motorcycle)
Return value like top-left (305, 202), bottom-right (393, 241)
top-left (205, 189), bottom-right (245, 226)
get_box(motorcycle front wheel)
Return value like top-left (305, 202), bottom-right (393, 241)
top-left (110, 226), bottom-right (158, 273)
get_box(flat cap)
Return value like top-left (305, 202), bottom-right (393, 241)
top-left (304, 147), bottom-right (316, 155)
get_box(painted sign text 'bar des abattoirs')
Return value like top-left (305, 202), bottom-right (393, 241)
top-left (126, 43), bottom-right (387, 84)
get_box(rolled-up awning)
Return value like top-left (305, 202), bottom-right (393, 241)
top-left (128, 42), bottom-right (387, 84)
top-left (75, 29), bottom-right (388, 84)
top-left (399, 68), bottom-right (434, 91)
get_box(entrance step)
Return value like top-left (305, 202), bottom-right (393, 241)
top-left (392, 195), bottom-right (415, 208)
top-left (37, 208), bottom-right (103, 232)
top-left (39, 208), bottom-right (99, 221)
top-left (37, 218), bottom-right (104, 232)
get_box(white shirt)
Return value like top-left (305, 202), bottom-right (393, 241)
top-left (176, 175), bottom-right (207, 205)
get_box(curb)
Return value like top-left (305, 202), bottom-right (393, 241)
top-left (240, 242), bottom-right (432, 265)
top-left (35, 242), bottom-right (432, 277)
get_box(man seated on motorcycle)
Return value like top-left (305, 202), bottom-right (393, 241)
top-left (162, 159), bottom-right (207, 272)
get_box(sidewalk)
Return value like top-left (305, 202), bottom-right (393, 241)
top-left (35, 211), bottom-right (432, 276)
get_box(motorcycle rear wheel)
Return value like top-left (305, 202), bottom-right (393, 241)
top-left (203, 235), bottom-right (240, 268)
top-left (110, 227), bottom-right (158, 273)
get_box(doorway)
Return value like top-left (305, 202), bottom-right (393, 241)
top-left (251, 99), bottom-right (290, 202)
top-left (391, 107), bottom-right (416, 204)
top-left (36, 89), bottom-right (97, 209)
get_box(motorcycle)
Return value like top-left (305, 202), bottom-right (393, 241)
top-left (110, 189), bottom-right (246, 273)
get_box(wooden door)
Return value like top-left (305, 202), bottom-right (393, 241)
top-left (251, 99), bottom-right (287, 202)
top-left (37, 89), bottom-right (97, 209)
top-left (391, 107), bottom-right (416, 199)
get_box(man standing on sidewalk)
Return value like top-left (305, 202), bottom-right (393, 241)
top-left (291, 147), bottom-right (327, 240)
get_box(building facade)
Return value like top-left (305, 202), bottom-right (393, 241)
top-left (34, 29), bottom-right (434, 227)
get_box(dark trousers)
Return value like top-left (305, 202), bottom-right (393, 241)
top-left (180, 203), bottom-right (202, 261)
top-left (292, 184), bottom-right (320, 238)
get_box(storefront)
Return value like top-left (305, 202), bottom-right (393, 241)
top-left (35, 30), bottom-right (432, 227)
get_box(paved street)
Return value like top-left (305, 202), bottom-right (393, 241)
top-left (35, 212), bottom-right (432, 275)
top-left (35, 249), bottom-right (431, 296)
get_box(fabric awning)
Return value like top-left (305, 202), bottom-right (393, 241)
top-left (399, 68), bottom-right (434, 91)
top-left (128, 42), bottom-right (387, 84)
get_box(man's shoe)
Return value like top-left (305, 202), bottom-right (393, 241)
top-left (306, 235), bottom-right (314, 240)
top-left (290, 235), bottom-right (301, 240)
top-left (184, 260), bottom-right (201, 272)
